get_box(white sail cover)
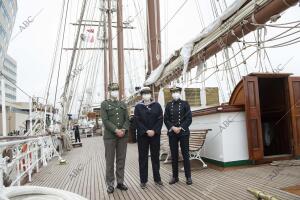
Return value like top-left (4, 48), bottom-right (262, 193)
top-left (144, 51), bottom-right (177, 85)
top-left (145, 0), bottom-right (248, 86)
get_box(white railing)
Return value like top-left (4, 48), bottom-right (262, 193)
top-left (0, 136), bottom-right (60, 190)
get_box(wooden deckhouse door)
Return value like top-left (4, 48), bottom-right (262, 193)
top-left (288, 77), bottom-right (300, 156)
top-left (243, 76), bottom-right (264, 160)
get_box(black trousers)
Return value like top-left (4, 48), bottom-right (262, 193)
top-left (137, 134), bottom-right (161, 183)
top-left (169, 133), bottom-right (191, 179)
top-left (75, 133), bottom-right (81, 142)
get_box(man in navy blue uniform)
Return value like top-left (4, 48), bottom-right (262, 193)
top-left (164, 86), bottom-right (193, 185)
top-left (134, 87), bottom-right (163, 189)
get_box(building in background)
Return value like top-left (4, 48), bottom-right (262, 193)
top-left (0, 0), bottom-right (18, 136)
top-left (0, 55), bottom-right (18, 136)
top-left (0, 0), bottom-right (18, 65)
top-left (0, 0), bottom-right (18, 102)
top-left (0, 54), bottom-right (17, 102)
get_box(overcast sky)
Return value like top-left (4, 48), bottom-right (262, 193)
top-left (7, 0), bottom-right (300, 108)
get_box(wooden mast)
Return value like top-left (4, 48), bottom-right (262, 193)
top-left (117, 0), bottom-right (125, 99)
top-left (146, 0), bottom-right (161, 75)
top-left (103, 2), bottom-right (108, 100)
top-left (147, 0), bottom-right (161, 99)
top-left (107, 0), bottom-right (113, 83)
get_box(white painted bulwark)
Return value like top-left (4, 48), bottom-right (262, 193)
top-left (191, 112), bottom-right (249, 163)
top-left (159, 89), bottom-right (249, 164)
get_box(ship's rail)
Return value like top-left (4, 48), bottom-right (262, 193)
top-left (0, 135), bottom-right (60, 189)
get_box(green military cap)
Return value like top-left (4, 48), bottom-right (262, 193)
top-left (108, 82), bottom-right (119, 91)
top-left (170, 85), bottom-right (182, 93)
top-left (140, 86), bottom-right (151, 95)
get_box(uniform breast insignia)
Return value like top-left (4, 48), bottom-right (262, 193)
top-left (146, 105), bottom-right (151, 111)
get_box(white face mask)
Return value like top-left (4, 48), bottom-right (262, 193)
top-left (142, 94), bottom-right (151, 101)
top-left (110, 90), bottom-right (119, 99)
top-left (172, 92), bottom-right (181, 100)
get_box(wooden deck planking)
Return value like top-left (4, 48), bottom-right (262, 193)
top-left (125, 143), bottom-right (203, 200)
top-left (27, 137), bottom-right (300, 200)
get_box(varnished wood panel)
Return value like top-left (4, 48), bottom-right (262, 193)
top-left (243, 76), bottom-right (264, 160)
top-left (289, 77), bottom-right (300, 156)
top-left (229, 80), bottom-right (245, 106)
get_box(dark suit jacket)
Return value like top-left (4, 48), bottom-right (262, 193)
top-left (164, 99), bottom-right (192, 136)
top-left (134, 100), bottom-right (163, 137)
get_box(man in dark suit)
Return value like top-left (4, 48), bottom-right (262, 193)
top-left (164, 86), bottom-right (193, 185)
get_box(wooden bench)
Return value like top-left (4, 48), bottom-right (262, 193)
top-left (188, 129), bottom-right (211, 168)
top-left (160, 129), bottom-right (211, 167)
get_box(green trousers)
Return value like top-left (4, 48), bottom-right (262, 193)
top-left (104, 137), bottom-right (127, 187)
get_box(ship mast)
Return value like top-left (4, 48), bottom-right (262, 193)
top-left (117, 0), bottom-right (125, 99)
top-left (107, 0), bottom-right (113, 83)
top-left (146, 0), bottom-right (161, 75)
top-left (103, 4), bottom-right (108, 100)
top-left (106, 0), bottom-right (125, 99)
top-left (147, 0), bottom-right (161, 99)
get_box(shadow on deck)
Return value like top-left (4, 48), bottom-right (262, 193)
top-left (27, 137), bottom-right (300, 200)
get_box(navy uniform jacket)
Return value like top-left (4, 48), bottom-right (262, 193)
top-left (134, 101), bottom-right (163, 136)
top-left (164, 99), bottom-right (192, 136)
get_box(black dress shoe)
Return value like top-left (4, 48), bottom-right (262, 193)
top-left (169, 177), bottom-right (179, 185)
top-left (140, 183), bottom-right (147, 189)
top-left (107, 186), bottom-right (114, 193)
top-left (155, 181), bottom-right (163, 186)
top-left (186, 177), bottom-right (192, 185)
top-left (116, 183), bottom-right (128, 191)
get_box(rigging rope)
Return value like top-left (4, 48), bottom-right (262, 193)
top-left (44, 0), bottom-right (67, 105)
top-left (0, 72), bottom-right (32, 98)
top-left (66, 0), bottom-right (99, 114)
top-left (53, 0), bottom-right (71, 109)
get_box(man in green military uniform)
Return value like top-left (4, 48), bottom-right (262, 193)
top-left (101, 83), bottom-right (130, 193)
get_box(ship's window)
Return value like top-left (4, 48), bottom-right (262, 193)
top-left (206, 87), bottom-right (219, 106)
top-left (185, 88), bottom-right (201, 107)
top-left (163, 88), bottom-right (172, 104)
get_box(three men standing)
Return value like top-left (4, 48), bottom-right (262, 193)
top-left (101, 83), bottom-right (193, 193)
top-left (101, 83), bottom-right (130, 193)
top-left (134, 87), bottom-right (163, 189)
top-left (164, 86), bottom-right (193, 185)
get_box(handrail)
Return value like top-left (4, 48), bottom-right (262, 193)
top-left (0, 138), bottom-right (40, 147)
top-left (0, 136), bottom-right (60, 189)
top-left (0, 134), bottom-right (50, 141)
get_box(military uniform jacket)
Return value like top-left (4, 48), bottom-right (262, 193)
top-left (101, 99), bottom-right (130, 139)
top-left (164, 99), bottom-right (192, 136)
top-left (134, 101), bottom-right (163, 136)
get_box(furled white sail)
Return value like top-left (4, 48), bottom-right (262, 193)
top-left (145, 0), bottom-right (249, 86)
